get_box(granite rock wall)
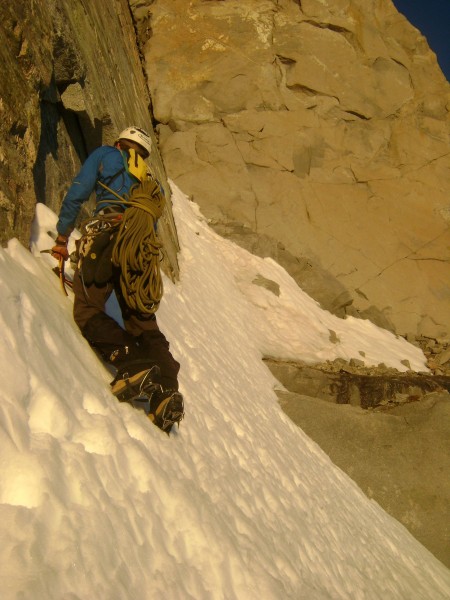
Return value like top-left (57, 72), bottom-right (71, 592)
top-left (134, 0), bottom-right (450, 340)
top-left (0, 0), bottom-right (179, 278)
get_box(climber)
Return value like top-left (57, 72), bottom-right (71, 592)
top-left (51, 126), bottom-right (183, 433)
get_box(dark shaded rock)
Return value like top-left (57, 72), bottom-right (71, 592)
top-left (0, 0), bottom-right (180, 279)
top-left (252, 274), bottom-right (280, 296)
top-left (264, 357), bottom-right (450, 409)
top-left (277, 389), bottom-right (450, 568)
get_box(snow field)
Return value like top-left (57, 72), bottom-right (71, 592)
top-left (0, 184), bottom-right (447, 599)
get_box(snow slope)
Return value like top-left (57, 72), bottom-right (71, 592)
top-left (0, 182), bottom-right (448, 599)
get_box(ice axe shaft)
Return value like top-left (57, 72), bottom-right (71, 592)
top-left (58, 255), bottom-right (68, 296)
top-left (40, 249), bottom-right (69, 296)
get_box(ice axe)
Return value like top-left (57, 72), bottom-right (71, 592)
top-left (40, 249), bottom-right (69, 296)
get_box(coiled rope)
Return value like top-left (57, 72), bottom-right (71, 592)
top-left (97, 178), bottom-right (165, 314)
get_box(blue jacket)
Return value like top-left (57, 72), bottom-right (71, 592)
top-left (56, 146), bottom-right (139, 235)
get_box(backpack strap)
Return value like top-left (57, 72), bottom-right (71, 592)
top-left (96, 166), bottom-right (126, 201)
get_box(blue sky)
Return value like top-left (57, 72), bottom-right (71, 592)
top-left (392, 0), bottom-right (450, 80)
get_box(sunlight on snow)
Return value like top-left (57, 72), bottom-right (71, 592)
top-left (0, 183), bottom-right (447, 599)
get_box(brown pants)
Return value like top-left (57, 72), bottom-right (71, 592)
top-left (72, 268), bottom-right (180, 390)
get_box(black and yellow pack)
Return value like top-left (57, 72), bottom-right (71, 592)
top-left (123, 148), bottom-right (149, 182)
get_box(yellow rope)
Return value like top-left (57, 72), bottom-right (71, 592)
top-left (98, 178), bottom-right (166, 314)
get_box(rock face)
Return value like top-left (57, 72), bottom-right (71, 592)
top-left (0, 0), bottom-right (179, 278)
top-left (264, 357), bottom-right (450, 408)
top-left (136, 0), bottom-right (450, 340)
top-left (277, 388), bottom-right (450, 568)
top-left (264, 354), bottom-right (450, 566)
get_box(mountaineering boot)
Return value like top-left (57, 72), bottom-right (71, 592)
top-left (148, 389), bottom-right (185, 434)
top-left (108, 344), bottom-right (184, 433)
top-left (111, 363), bottom-right (161, 404)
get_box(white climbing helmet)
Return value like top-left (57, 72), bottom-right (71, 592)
top-left (117, 126), bottom-right (152, 156)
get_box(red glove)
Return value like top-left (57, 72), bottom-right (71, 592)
top-left (51, 234), bottom-right (69, 261)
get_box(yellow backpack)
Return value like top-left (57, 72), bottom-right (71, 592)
top-left (123, 148), bottom-right (149, 182)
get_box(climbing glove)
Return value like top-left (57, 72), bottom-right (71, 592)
top-left (51, 234), bottom-right (69, 261)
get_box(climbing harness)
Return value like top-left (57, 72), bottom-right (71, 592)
top-left (78, 214), bottom-right (122, 287)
